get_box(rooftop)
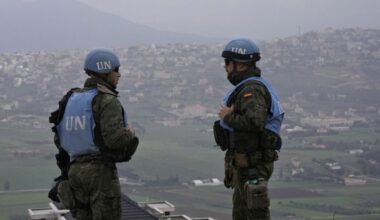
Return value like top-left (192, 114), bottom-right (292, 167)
top-left (28, 193), bottom-right (215, 220)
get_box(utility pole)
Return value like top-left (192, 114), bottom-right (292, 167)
top-left (298, 25), bottom-right (301, 36)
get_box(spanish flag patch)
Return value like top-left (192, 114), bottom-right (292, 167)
top-left (243, 93), bottom-right (253, 98)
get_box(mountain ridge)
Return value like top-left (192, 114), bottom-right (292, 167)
top-left (0, 28), bottom-right (379, 119)
top-left (0, 0), bottom-right (217, 52)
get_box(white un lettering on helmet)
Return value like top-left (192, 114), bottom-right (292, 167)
top-left (231, 47), bottom-right (246, 55)
top-left (96, 61), bottom-right (112, 71)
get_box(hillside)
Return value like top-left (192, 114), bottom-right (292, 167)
top-left (261, 28), bottom-right (380, 93)
top-left (0, 28), bottom-right (379, 121)
top-left (0, 28), bottom-right (380, 220)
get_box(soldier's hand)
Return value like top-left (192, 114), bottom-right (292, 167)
top-left (219, 105), bottom-right (234, 119)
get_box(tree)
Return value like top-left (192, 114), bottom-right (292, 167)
top-left (4, 180), bottom-right (10, 191)
top-left (278, 168), bottom-right (283, 179)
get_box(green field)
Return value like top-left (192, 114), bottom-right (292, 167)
top-left (0, 191), bottom-right (49, 220)
top-left (305, 127), bottom-right (380, 144)
top-left (0, 121), bottom-right (380, 220)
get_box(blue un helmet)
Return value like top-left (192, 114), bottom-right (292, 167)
top-left (222, 38), bottom-right (261, 63)
top-left (84, 49), bottom-right (120, 74)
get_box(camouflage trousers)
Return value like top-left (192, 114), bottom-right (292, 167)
top-left (68, 160), bottom-right (121, 220)
top-left (232, 162), bottom-right (274, 220)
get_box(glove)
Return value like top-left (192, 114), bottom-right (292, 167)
top-left (48, 182), bottom-right (60, 202)
top-left (48, 175), bottom-right (67, 202)
top-left (124, 137), bottom-right (139, 161)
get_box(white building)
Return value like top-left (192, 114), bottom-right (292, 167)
top-left (190, 178), bottom-right (222, 187)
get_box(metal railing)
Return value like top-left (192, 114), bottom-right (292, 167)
top-left (28, 202), bottom-right (69, 220)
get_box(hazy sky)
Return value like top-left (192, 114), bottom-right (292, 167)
top-left (78, 0), bottom-right (380, 40)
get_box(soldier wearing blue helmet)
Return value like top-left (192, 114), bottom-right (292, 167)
top-left (222, 38), bottom-right (261, 63)
top-left (49, 48), bottom-right (139, 220)
top-left (214, 38), bottom-right (284, 220)
top-left (84, 48), bottom-right (121, 74)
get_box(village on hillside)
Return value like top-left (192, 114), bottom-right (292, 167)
top-left (0, 28), bottom-right (379, 187)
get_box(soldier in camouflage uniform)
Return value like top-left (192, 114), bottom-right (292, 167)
top-left (214, 39), bottom-right (284, 220)
top-left (49, 49), bottom-right (139, 220)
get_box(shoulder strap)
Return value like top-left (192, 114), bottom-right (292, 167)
top-left (49, 88), bottom-right (80, 131)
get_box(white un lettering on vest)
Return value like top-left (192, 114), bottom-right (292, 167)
top-left (96, 61), bottom-right (112, 71)
top-left (231, 47), bottom-right (246, 55)
top-left (65, 116), bottom-right (86, 131)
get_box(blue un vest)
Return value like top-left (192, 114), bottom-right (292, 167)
top-left (57, 89), bottom-right (129, 161)
top-left (56, 89), bottom-right (99, 161)
top-left (220, 77), bottom-right (284, 146)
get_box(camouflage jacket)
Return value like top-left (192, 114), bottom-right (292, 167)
top-left (53, 77), bottom-right (139, 174)
top-left (88, 77), bottom-right (139, 162)
top-left (223, 69), bottom-right (271, 154)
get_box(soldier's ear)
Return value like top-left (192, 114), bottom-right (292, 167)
top-left (237, 62), bottom-right (249, 71)
top-left (95, 73), bottom-right (109, 80)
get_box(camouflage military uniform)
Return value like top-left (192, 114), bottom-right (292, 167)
top-left (53, 77), bottom-right (139, 220)
top-left (223, 69), bottom-right (277, 220)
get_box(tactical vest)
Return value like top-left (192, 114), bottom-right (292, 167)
top-left (220, 76), bottom-right (284, 148)
top-left (54, 88), bottom-right (129, 162)
top-left (56, 89), bottom-right (99, 161)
